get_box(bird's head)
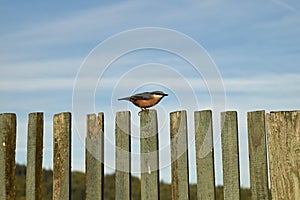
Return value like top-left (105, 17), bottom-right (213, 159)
top-left (150, 91), bottom-right (168, 99)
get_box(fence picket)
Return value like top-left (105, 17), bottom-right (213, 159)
top-left (0, 113), bottom-right (16, 200)
top-left (53, 112), bottom-right (71, 200)
top-left (86, 113), bottom-right (104, 200)
top-left (221, 111), bottom-right (240, 200)
top-left (266, 111), bottom-right (300, 200)
top-left (140, 110), bottom-right (159, 200)
top-left (170, 110), bottom-right (190, 200)
top-left (247, 111), bottom-right (269, 199)
top-left (115, 111), bottom-right (131, 200)
top-left (194, 110), bottom-right (216, 200)
top-left (26, 112), bottom-right (44, 200)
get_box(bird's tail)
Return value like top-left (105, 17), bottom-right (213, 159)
top-left (118, 97), bottom-right (131, 101)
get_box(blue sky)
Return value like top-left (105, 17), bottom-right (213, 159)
top-left (1, 1), bottom-right (300, 187)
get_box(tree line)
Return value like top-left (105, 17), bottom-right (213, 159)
top-left (15, 164), bottom-right (252, 199)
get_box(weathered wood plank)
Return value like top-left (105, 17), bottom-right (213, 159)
top-left (194, 110), bottom-right (216, 200)
top-left (0, 113), bottom-right (16, 200)
top-left (221, 111), bottom-right (240, 200)
top-left (86, 113), bottom-right (104, 200)
top-left (247, 110), bottom-right (269, 200)
top-left (26, 112), bottom-right (44, 200)
top-left (140, 109), bottom-right (159, 200)
top-left (170, 110), bottom-right (189, 200)
top-left (115, 111), bottom-right (131, 200)
top-left (266, 111), bottom-right (300, 200)
top-left (53, 112), bottom-right (71, 200)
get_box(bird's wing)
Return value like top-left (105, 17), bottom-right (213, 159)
top-left (130, 92), bottom-right (152, 100)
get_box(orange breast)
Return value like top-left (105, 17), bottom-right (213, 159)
top-left (131, 97), bottom-right (161, 108)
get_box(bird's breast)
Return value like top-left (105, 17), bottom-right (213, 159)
top-left (131, 97), bottom-right (161, 108)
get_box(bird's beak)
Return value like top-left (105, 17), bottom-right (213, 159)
top-left (164, 93), bottom-right (168, 96)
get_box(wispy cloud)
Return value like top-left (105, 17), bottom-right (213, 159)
top-left (0, 1), bottom-right (268, 49)
top-left (0, 78), bottom-right (73, 91)
top-left (2, 69), bottom-right (299, 96)
top-left (0, 2), bottom-right (137, 46)
top-left (0, 58), bottom-right (81, 79)
top-left (271, 0), bottom-right (296, 11)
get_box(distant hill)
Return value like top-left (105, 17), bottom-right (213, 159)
top-left (15, 164), bottom-right (252, 199)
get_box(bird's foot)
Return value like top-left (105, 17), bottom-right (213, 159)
top-left (138, 108), bottom-right (148, 116)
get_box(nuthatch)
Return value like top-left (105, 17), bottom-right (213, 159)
top-left (118, 91), bottom-right (168, 112)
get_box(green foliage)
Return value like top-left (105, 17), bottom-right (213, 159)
top-left (160, 181), bottom-right (171, 199)
top-left (15, 164), bottom-right (26, 198)
top-left (15, 164), bottom-right (254, 199)
top-left (72, 171), bottom-right (85, 200)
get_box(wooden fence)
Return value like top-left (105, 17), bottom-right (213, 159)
top-left (0, 110), bottom-right (300, 200)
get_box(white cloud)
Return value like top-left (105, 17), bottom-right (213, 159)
top-left (0, 1), bottom-right (268, 49)
top-left (223, 73), bottom-right (300, 94)
top-left (0, 2), bottom-right (137, 47)
top-left (0, 58), bottom-right (81, 79)
top-left (0, 78), bottom-right (73, 91)
top-left (2, 68), bottom-right (300, 95)
top-left (270, 0), bottom-right (296, 11)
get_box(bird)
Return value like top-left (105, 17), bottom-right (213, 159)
top-left (118, 91), bottom-right (168, 113)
